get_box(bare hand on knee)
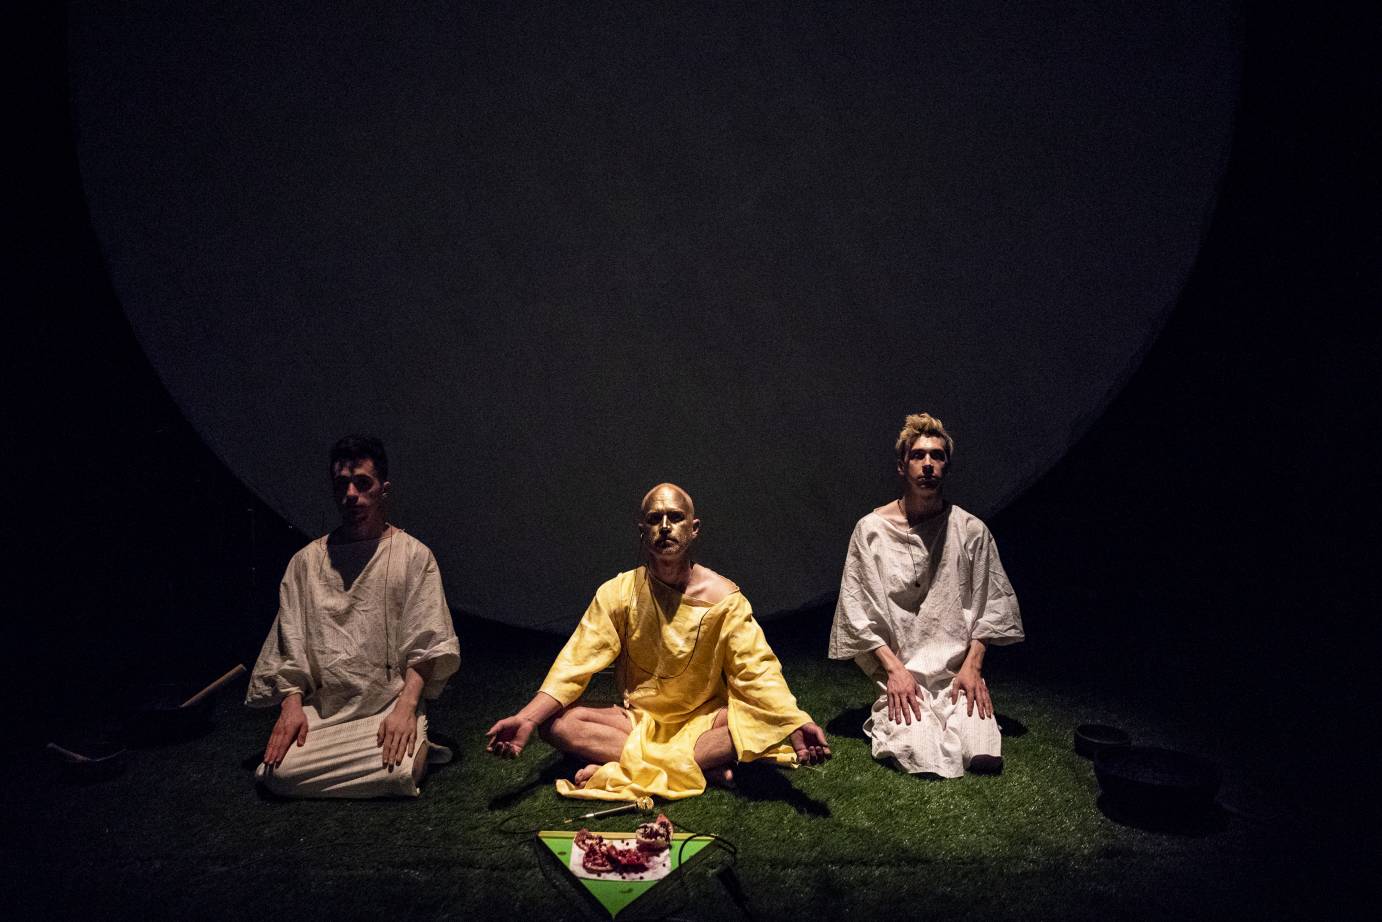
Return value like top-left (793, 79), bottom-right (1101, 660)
top-left (377, 703), bottom-right (418, 770)
top-left (263, 694), bottom-right (308, 769)
top-left (949, 665), bottom-right (992, 719)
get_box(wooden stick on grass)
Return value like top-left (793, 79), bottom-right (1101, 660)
top-left (180, 664), bottom-right (248, 708)
top-left (46, 742), bottom-right (93, 762)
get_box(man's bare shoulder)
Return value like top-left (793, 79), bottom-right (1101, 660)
top-left (687, 564), bottom-right (740, 606)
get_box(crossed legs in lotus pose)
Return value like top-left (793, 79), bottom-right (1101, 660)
top-left (540, 705), bottom-right (736, 787)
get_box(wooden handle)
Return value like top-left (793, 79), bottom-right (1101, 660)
top-left (180, 664), bottom-right (248, 708)
top-left (47, 742), bottom-right (91, 762)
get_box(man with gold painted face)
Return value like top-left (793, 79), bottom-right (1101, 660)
top-left (829, 413), bottom-right (1023, 777)
top-left (485, 483), bottom-right (830, 801)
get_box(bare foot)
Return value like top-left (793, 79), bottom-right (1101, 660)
top-left (703, 765), bottom-right (736, 789)
top-left (573, 763), bottom-right (601, 786)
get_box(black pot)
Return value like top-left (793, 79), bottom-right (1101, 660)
top-left (1094, 745), bottom-right (1221, 816)
top-left (1074, 723), bottom-right (1131, 759)
top-left (126, 683), bottom-right (216, 745)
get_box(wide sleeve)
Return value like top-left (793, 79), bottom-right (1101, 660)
top-left (827, 521), bottom-right (893, 660)
top-left (538, 578), bottom-right (625, 707)
top-left (399, 548), bottom-right (461, 698)
top-left (245, 554), bottom-right (316, 708)
top-left (969, 528), bottom-right (1024, 645)
top-left (721, 596), bottom-right (812, 762)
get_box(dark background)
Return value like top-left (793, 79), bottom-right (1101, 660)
top-left (10, 0), bottom-right (1377, 834)
top-left (60, 0), bottom-right (1243, 627)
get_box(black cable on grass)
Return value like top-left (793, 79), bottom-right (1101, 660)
top-left (493, 810), bottom-right (552, 837)
top-left (663, 809), bottom-right (752, 922)
top-left (667, 811), bottom-right (737, 868)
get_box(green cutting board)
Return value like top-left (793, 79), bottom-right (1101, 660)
top-left (538, 831), bottom-right (713, 918)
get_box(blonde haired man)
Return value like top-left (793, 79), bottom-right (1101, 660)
top-left (829, 414), bottom-right (1023, 777)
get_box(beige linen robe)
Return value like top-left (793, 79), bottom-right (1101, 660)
top-left (829, 505), bottom-right (1023, 777)
top-left (247, 529), bottom-right (460, 797)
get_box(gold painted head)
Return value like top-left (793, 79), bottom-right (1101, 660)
top-left (638, 483), bottom-right (699, 564)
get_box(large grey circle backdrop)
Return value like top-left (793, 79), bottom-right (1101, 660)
top-left (69, 2), bottom-right (1239, 628)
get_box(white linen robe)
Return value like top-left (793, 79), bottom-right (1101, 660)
top-left (246, 529), bottom-right (460, 797)
top-left (828, 505), bottom-right (1023, 777)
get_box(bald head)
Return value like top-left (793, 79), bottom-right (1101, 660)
top-left (638, 483), bottom-right (699, 563)
top-left (640, 482), bottom-right (695, 518)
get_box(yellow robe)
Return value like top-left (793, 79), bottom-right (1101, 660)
top-left (540, 567), bottom-right (811, 802)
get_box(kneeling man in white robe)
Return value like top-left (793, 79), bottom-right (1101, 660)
top-left (247, 435), bottom-right (460, 797)
top-left (829, 413), bottom-right (1023, 777)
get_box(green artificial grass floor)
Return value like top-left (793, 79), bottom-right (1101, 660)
top-left (11, 616), bottom-right (1329, 921)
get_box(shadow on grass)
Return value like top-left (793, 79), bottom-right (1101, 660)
top-left (732, 761), bottom-right (831, 817)
top-left (121, 715), bottom-right (218, 750)
top-left (429, 732), bottom-right (462, 774)
top-left (1097, 794), bottom-right (1230, 836)
top-left (824, 705), bottom-right (870, 739)
top-left (995, 713), bottom-right (1028, 737)
top-left (488, 753), bottom-right (582, 810)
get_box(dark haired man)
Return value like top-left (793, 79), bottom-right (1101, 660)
top-left (485, 482), bottom-right (830, 802)
top-left (829, 414), bottom-right (1023, 777)
top-left (246, 436), bottom-right (460, 797)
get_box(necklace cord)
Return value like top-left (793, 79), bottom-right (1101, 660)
top-left (621, 566), bottom-right (710, 682)
top-left (896, 499), bottom-right (950, 595)
top-left (896, 499), bottom-right (925, 587)
top-left (317, 528), bottom-right (398, 680)
top-left (383, 528), bottom-right (394, 681)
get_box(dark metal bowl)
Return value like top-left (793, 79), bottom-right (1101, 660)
top-left (1074, 723), bottom-right (1131, 759)
top-left (126, 683), bottom-right (217, 745)
top-left (1094, 745), bottom-right (1221, 816)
